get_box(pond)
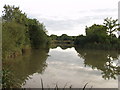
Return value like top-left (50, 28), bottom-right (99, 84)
top-left (3, 46), bottom-right (120, 88)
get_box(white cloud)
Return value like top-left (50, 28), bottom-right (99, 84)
top-left (0, 0), bottom-right (119, 35)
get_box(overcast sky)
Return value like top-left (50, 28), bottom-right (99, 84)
top-left (0, 0), bottom-right (119, 36)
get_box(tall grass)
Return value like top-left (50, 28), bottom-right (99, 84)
top-left (40, 78), bottom-right (91, 90)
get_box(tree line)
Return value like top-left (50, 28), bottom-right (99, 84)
top-left (2, 5), bottom-right (50, 59)
top-left (49, 18), bottom-right (120, 50)
top-left (2, 5), bottom-right (120, 59)
top-left (74, 18), bottom-right (120, 50)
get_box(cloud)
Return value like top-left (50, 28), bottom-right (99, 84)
top-left (39, 17), bottom-right (89, 31)
top-left (37, 9), bottom-right (117, 32)
top-left (0, 0), bottom-right (119, 35)
top-left (91, 8), bottom-right (117, 13)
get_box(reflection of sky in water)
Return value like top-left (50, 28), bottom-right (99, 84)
top-left (23, 47), bottom-right (118, 88)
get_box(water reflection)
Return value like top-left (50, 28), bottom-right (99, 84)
top-left (3, 48), bottom-right (49, 88)
top-left (2, 45), bottom-right (120, 88)
top-left (75, 47), bottom-right (120, 80)
top-left (50, 44), bottom-right (73, 50)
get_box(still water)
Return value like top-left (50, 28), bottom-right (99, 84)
top-left (3, 46), bottom-right (120, 88)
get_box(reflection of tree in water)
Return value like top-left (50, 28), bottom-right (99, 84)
top-left (75, 47), bottom-right (120, 80)
top-left (51, 44), bottom-right (73, 50)
top-left (2, 48), bottom-right (49, 88)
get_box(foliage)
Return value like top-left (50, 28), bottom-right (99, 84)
top-left (28, 19), bottom-right (49, 49)
top-left (2, 22), bottom-right (26, 58)
top-left (57, 34), bottom-right (73, 41)
top-left (85, 24), bottom-right (109, 44)
top-left (74, 19), bottom-right (120, 50)
top-left (50, 34), bottom-right (58, 40)
top-left (50, 34), bottom-right (73, 41)
top-left (2, 5), bottom-right (49, 58)
top-left (2, 5), bottom-right (27, 24)
top-left (2, 68), bottom-right (22, 88)
top-left (74, 35), bottom-right (87, 47)
top-left (103, 17), bottom-right (119, 37)
top-left (50, 34), bottom-right (74, 45)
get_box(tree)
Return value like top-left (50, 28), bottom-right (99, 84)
top-left (2, 22), bottom-right (26, 58)
top-left (2, 5), bottom-right (50, 58)
top-left (28, 19), bottom-right (48, 49)
top-left (50, 34), bottom-right (58, 40)
top-left (85, 24), bottom-right (108, 43)
top-left (86, 24), bottom-right (107, 36)
top-left (2, 5), bottom-right (27, 24)
top-left (103, 17), bottom-right (119, 38)
top-left (74, 35), bottom-right (87, 47)
top-left (58, 34), bottom-right (73, 41)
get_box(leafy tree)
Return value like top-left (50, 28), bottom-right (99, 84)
top-left (28, 19), bottom-right (48, 49)
top-left (103, 17), bottom-right (119, 38)
top-left (57, 34), bottom-right (73, 41)
top-left (50, 34), bottom-right (58, 40)
top-left (2, 5), bottom-right (50, 58)
top-left (2, 22), bottom-right (26, 58)
top-left (2, 5), bottom-right (30, 46)
top-left (75, 22), bottom-right (120, 50)
top-left (74, 35), bottom-right (87, 47)
top-left (86, 24), bottom-right (107, 37)
top-left (85, 24), bottom-right (108, 43)
top-left (2, 5), bottom-right (27, 24)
